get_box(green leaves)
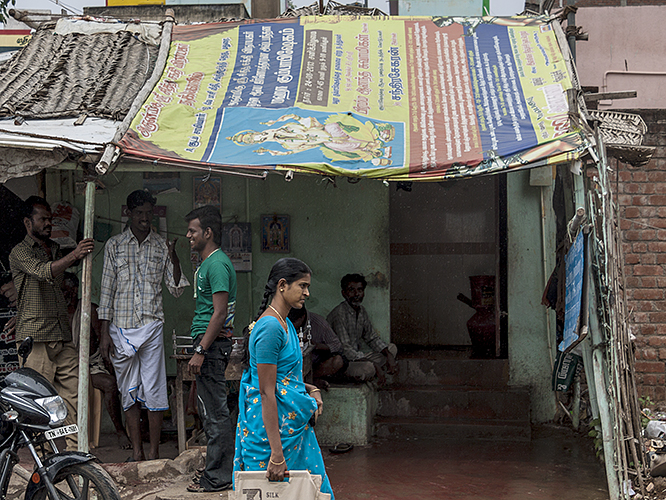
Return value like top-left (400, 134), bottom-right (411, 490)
top-left (0, 0), bottom-right (17, 24)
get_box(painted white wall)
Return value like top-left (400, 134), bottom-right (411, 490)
top-left (398, 0), bottom-right (481, 16)
top-left (576, 6), bottom-right (666, 109)
top-left (397, 0), bottom-right (525, 16)
top-left (389, 177), bottom-right (496, 346)
top-left (490, 0), bottom-right (524, 15)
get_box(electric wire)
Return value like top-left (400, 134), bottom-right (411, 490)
top-left (36, 0), bottom-right (83, 16)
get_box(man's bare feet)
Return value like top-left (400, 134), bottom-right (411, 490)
top-left (116, 432), bottom-right (131, 450)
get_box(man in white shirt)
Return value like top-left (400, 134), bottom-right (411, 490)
top-left (99, 190), bottom-right (189, 461)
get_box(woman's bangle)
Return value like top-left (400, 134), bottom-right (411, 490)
top-left (269, 457), bottom-right (286, 466)
top-left (309, 388), bottom-right (321, 395)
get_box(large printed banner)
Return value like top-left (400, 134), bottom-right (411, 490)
top-left (119, 16), bottom-right (590, 180)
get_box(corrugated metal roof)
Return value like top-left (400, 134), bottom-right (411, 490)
top-left (0, 21), bottom-right (160, 121)
top-left (588, 109), bottom-right (655, 167)
top-left (0, 116), bottom-right (119, 154)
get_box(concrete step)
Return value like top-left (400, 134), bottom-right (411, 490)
top-left (316, 384), bottom-right (377, 447)
top-left (377, 385), bottom-right (531, 421)
top-left (374, 416), bottom-right (532, 442)
top-left (392, 357), bottom-right (510, 388)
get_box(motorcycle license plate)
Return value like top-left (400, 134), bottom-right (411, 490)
top-left (44, 424), bottom-right (78, 440)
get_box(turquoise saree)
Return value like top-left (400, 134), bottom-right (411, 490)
top-left (233, 316), bottom-right (334, 498)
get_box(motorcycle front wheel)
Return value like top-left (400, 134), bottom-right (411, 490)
top-left (32, 462), bottom-right (121, 500)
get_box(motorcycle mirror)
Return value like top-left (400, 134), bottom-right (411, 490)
top-left (18, 337), bottom-right (33, 366)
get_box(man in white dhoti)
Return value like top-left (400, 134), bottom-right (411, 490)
top-left (99, 190), bottom-right (189, 461)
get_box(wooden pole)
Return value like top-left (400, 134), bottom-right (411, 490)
top-left (80, 9), bottom-right (175, 453)
top-left (77, 181), bottom-right (95, 453)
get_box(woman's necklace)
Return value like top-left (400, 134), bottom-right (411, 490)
top-left (268, 305), bottom-right (287, 329)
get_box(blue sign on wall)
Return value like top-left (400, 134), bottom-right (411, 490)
top-left (560, 231), bottom-right (585, 352)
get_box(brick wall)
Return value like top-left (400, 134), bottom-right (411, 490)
top-left (615, 109), bottom-right (666, 401)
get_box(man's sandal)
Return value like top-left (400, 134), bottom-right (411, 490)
top-left (186, 482), bottom-right (232, 493)
top-left (186, 482), bottom-right (205, 493)
top-left (191, 467), bottom-right (204, 483)
top-left (329, 443), bottom-right (353, 454)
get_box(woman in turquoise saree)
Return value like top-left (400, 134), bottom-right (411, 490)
top-left (234, 258), bottom-right (335, 499)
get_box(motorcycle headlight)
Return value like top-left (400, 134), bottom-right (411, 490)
top-left (35, 396), bottom-right (67, 426)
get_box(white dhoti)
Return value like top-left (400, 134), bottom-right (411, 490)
top-left (108, 320), bottom-right (168, 411)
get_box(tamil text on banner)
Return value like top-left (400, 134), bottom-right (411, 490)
top-left (119, 16), bottom-right (591, 180)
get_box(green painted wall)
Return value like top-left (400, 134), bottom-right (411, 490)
top-left (62, 168), bottom-right (390, 374)
top-left (245, 173), bottom-right (391, 340)
top-left (51, 165), bottom-right (559, 424)
top-left (506, 170), bottom-right (557, 422)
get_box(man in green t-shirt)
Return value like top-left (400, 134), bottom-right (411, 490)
top-left (185, 206), bottom-right (236, 493)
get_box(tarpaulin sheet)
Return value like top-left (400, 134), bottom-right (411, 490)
top-left (118, 16), bottom-right (590, 180)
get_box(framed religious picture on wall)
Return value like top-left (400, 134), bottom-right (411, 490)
top-left (261, 215), bottom-right (289, 253)
top-left (222, 223), bottom-right (252, 271)
top-left (193, 176), bottom-right (222, 209)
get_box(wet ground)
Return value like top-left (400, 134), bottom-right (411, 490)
top-left (323, 424), bottom-right (609, 500)
top-left (12, 424), bottom-right (608, 500)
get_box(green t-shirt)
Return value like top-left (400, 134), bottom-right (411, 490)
top-left (190, 249), bottom-right (237, 338)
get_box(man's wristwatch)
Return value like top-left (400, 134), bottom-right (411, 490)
top-left (194, 345), bottom-right (207, 356)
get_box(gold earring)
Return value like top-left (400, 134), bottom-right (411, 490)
top-left (280, 288), bottom-right (284, 292)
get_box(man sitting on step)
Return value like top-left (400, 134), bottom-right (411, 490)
top-left (327, 273), bottom-right (398, 384)
top-left (288, 304), bottom-right (347, 389)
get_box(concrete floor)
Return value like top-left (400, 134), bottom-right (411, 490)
top-left (322, 425), bottom-right (609, 500)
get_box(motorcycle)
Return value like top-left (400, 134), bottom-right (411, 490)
top-left (0, 337), bottom-right (121, 500)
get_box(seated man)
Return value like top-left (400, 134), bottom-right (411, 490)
top-left (288, 305), bottom-right (346, 389)
top-left (327, 273), bottom-right (398, 384)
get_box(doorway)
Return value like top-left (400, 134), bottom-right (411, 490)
top-left (389, 176), bottom-right (507, 356)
